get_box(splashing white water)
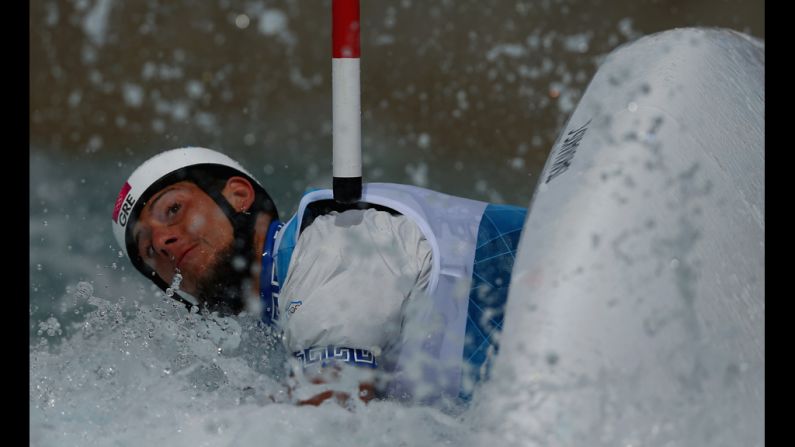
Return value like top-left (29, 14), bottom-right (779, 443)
top-left (165, 271), bottom-right (183, 298)
top-left (30, 286), bottom-right (480, 446)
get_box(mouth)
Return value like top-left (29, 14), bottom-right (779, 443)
top-left (176, 245), bottom-right (198, 269)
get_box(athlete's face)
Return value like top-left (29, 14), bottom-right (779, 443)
top-left (132, 178), bottom-right (253, 298)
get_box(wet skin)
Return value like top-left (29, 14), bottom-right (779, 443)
top-left (132, 178), bottom-right (258, 296)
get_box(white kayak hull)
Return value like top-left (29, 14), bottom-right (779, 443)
top-left (474, 28), bottom-right (764, 447)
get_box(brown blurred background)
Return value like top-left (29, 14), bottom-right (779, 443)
top-left (29, 0), bottom-right (764, 208)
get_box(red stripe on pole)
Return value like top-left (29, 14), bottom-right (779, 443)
top-left (333, 0), bottom-right (360, 58)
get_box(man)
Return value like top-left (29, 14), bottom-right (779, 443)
top-left (111, 147), bottom-right (526, 407)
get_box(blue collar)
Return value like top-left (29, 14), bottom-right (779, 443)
top-left (259, 219), bottom-right (283, 325)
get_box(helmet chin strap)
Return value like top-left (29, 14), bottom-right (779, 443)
top-left (201, 187), bottom-right (261, 307)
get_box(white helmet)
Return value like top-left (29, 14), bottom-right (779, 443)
top-left (111, 147), bottom-right (277, 306)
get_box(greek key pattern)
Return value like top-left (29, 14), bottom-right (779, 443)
top-left (294, 345), bottom-right (377, 369)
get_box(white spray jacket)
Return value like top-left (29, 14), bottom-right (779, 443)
top-left (263, 183), bottom-right (526, 404)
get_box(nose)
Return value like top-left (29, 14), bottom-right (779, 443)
top-left (152, 225), bottom-right (180, 259)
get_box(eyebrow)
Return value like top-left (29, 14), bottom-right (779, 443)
top-left (133, 185), bottom-right (180, 248)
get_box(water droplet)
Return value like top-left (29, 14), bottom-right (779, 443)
top-left (232, 256), bottom-right (246, 271)
top-left (670, 258), bottom-right (680, 269)
top-left (417, 133), bottom-right (431, 149)
top-left (166, 272), bottom-right (184, 297)
top-left (627, 102), bottom-right (638, 112)
top-left (75, 281), bottom-right (93, 299)
top-left (235, 14), bottom-right (250, 29)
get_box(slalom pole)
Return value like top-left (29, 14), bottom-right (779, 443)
top-left (332, 0), bottom-right (362, 204)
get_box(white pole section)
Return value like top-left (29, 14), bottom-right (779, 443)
top-left (332, 0), bottom-right (362, 203)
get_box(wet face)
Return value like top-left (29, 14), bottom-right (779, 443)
top-left (132, 181), bottom-right (235, 297)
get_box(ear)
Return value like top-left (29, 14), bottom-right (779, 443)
top-left (221, 176), bottom-right (256, 212)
